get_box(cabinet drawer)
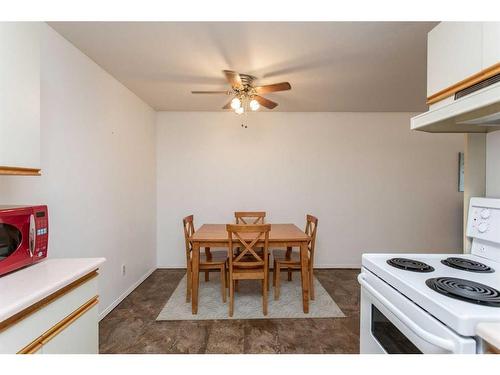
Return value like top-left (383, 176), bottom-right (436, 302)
top-left (0, 272), bottom-right (98, 353)
top-left (41, 303), bottom-right (98, 354)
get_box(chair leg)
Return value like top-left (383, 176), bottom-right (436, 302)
top-left (235, 279), bottom-right (239, 292)
top-left (205, 270), bottom-right (209, 282)
top-left (284, 247), bottom-right (293, 281)
top-left (275, 263), bottom-right (281, 300)
top-left (310, 265), bottom-right (315, 300)
top-left (220, 266), bottom-right (226, 303)
top-left (267, 254), bottom-right (270, 292)
top-left (186, 262), bottom-right (192, 303)
top-left (229, 279), bottom-right (234, 317)
top-left (272, 259), bottom-right (276, 287)
top-left (225, 262), bottom-right (229, 287)
top-left (263, 278), bottom-right (268, 316)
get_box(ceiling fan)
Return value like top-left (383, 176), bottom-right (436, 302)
top-left (191, 70), bottom-right (291, 114)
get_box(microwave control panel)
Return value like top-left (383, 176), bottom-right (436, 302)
top-left (34, 208), bottom-right (48, 259)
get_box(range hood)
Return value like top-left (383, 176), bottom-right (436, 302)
top-left (411, 78), bottom-right (500, 133)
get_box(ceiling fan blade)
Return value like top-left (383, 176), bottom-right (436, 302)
top-left (223, 70), bottom-right (243, 89)
top-left (254, 95), bottom-right (278, 109)
top-left (191, 90), bottom-right (231, 94)
top-left (254, 82), bottom-right (291, 94)
top-left (222, 100), bottom-right (232, 110)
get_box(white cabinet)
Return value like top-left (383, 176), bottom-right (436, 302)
top-left (0, 22), bottom-right (41, 175)
top-left (0, 270), bottom-right (101, 354)
top-left (427, 22), bottom-right (483, 97)
top-left (483, 22), bottom-right (500, 69)
top-left (41, 304), bottom-right (99, 354)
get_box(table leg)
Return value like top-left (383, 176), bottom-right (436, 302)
top-left (300, 241), bottom-right (310, 313)
top-left (192, 242), bottom-right (200, 314)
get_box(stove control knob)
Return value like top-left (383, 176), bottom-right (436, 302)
top-left (480, 209), bottom-right (491, 219)
top-left (478, 222), bottom-right (489, 233)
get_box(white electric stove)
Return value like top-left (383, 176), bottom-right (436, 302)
top-left (359, 197), bottom-right (500, 354)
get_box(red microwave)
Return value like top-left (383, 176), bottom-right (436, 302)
top-left (0, 205), bottom-right (49, 277)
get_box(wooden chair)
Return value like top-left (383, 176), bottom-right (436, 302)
top-left (234, 211), bottom-right (266, 224)
top-left (272, 215), bottom-right (318, 300)
top-left (226, 224), bottom-right (271, 317)
top-left (183, 215), bottom-right (228, 303)
top-left (234, 211), bottom-right (268, 291)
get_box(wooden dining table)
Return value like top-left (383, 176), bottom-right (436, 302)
top-left (189, 223), bottom-right (311, 314)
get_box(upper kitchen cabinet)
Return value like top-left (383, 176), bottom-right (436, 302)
top-left (411, 22), bottom-right (500, 133)
top-left (427, 22), bottom-right (483, 102)
top-left (426, 22), bottom-right (500, 106)
top-left (0, 22), bottom-right (41, 176)
top-left (483, 22), bottom-right (500, 69)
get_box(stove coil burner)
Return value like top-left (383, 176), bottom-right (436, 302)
top-left (441, 257), bottom-right (494, 273)
top-left (387, 258), bottom-right (435, 272)
top-left (426, 277), bottom-right (500, 307)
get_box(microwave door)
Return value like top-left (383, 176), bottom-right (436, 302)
top-left (0, 223), bottom-right (23, 261)
top-left (0, 221), bottom-right (31, 276)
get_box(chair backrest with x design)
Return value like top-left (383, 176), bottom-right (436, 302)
top-left (305, 214), bottom-right (318, 266)
top-left (226, 224), bottom-right (270, 270)
top-left (182, 215), bottom-right (195, 264)
top-left (234, 211), bottom-right (266, 225)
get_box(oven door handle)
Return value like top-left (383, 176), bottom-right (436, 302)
top-left (358, 273), bottom-right (457, 352)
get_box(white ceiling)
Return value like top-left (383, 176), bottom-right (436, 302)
top-left (48, 22), bottom-right (436, 112)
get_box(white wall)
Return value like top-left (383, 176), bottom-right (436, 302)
top-left (486, 131), bottom-right (500, 198)
top-left (156, 112), bottom-right (464, 268)
top-left (0, 24), bottom-right (157, 318)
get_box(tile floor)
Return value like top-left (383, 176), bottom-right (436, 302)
top-left (99, 268), bottom-right (360, 354)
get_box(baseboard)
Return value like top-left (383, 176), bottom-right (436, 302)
top-left (314, 264), bottom-right (361, 269)
top-left (99, 266), bottom-right (156, 320)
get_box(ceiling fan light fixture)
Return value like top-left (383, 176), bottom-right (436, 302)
top-left (192, 70), bottom-right (290, 112)
top-left (230, 97), bottom-right (241, 110)
top-left (249, 99), bottom-right (260, 111)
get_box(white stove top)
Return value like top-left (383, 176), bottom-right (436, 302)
top-left (362, 252), bottom-right (500, 336)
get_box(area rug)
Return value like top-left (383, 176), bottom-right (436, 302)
top-left (156, 273), bottom-right (345, 320)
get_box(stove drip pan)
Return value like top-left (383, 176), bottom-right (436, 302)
top-left (441, 257), bottom-right (494, 273)
top-left (387, 258), bottom-right (435, 273)
top-left (426, 277), bottom-right (500, 307)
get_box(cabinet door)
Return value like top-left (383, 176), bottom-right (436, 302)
top-left (483, 22), bottom-right (500, 68)
top-left (41, 304), bottom-right (99, 354)
top-left (427, 22), bottom-right (483, 97)
top-left (0, 22), bottom-right (41, 170)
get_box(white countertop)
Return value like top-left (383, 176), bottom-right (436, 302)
top-left (477, 322), bottom-right (500, 351)
top-left (0, 258), bottom-right (105, 323)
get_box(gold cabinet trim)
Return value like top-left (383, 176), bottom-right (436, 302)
top-left (427, 62), bottom-right (500, 105)
top-left (0, 270), bottom-right (98, 333)
top-left (18, 296), bottom-right (99, 354)
top-left (0, 166), bottom-right (41, 176)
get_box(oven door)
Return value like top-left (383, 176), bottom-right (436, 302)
top-left (359, 268), bottom-right (477, 354)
